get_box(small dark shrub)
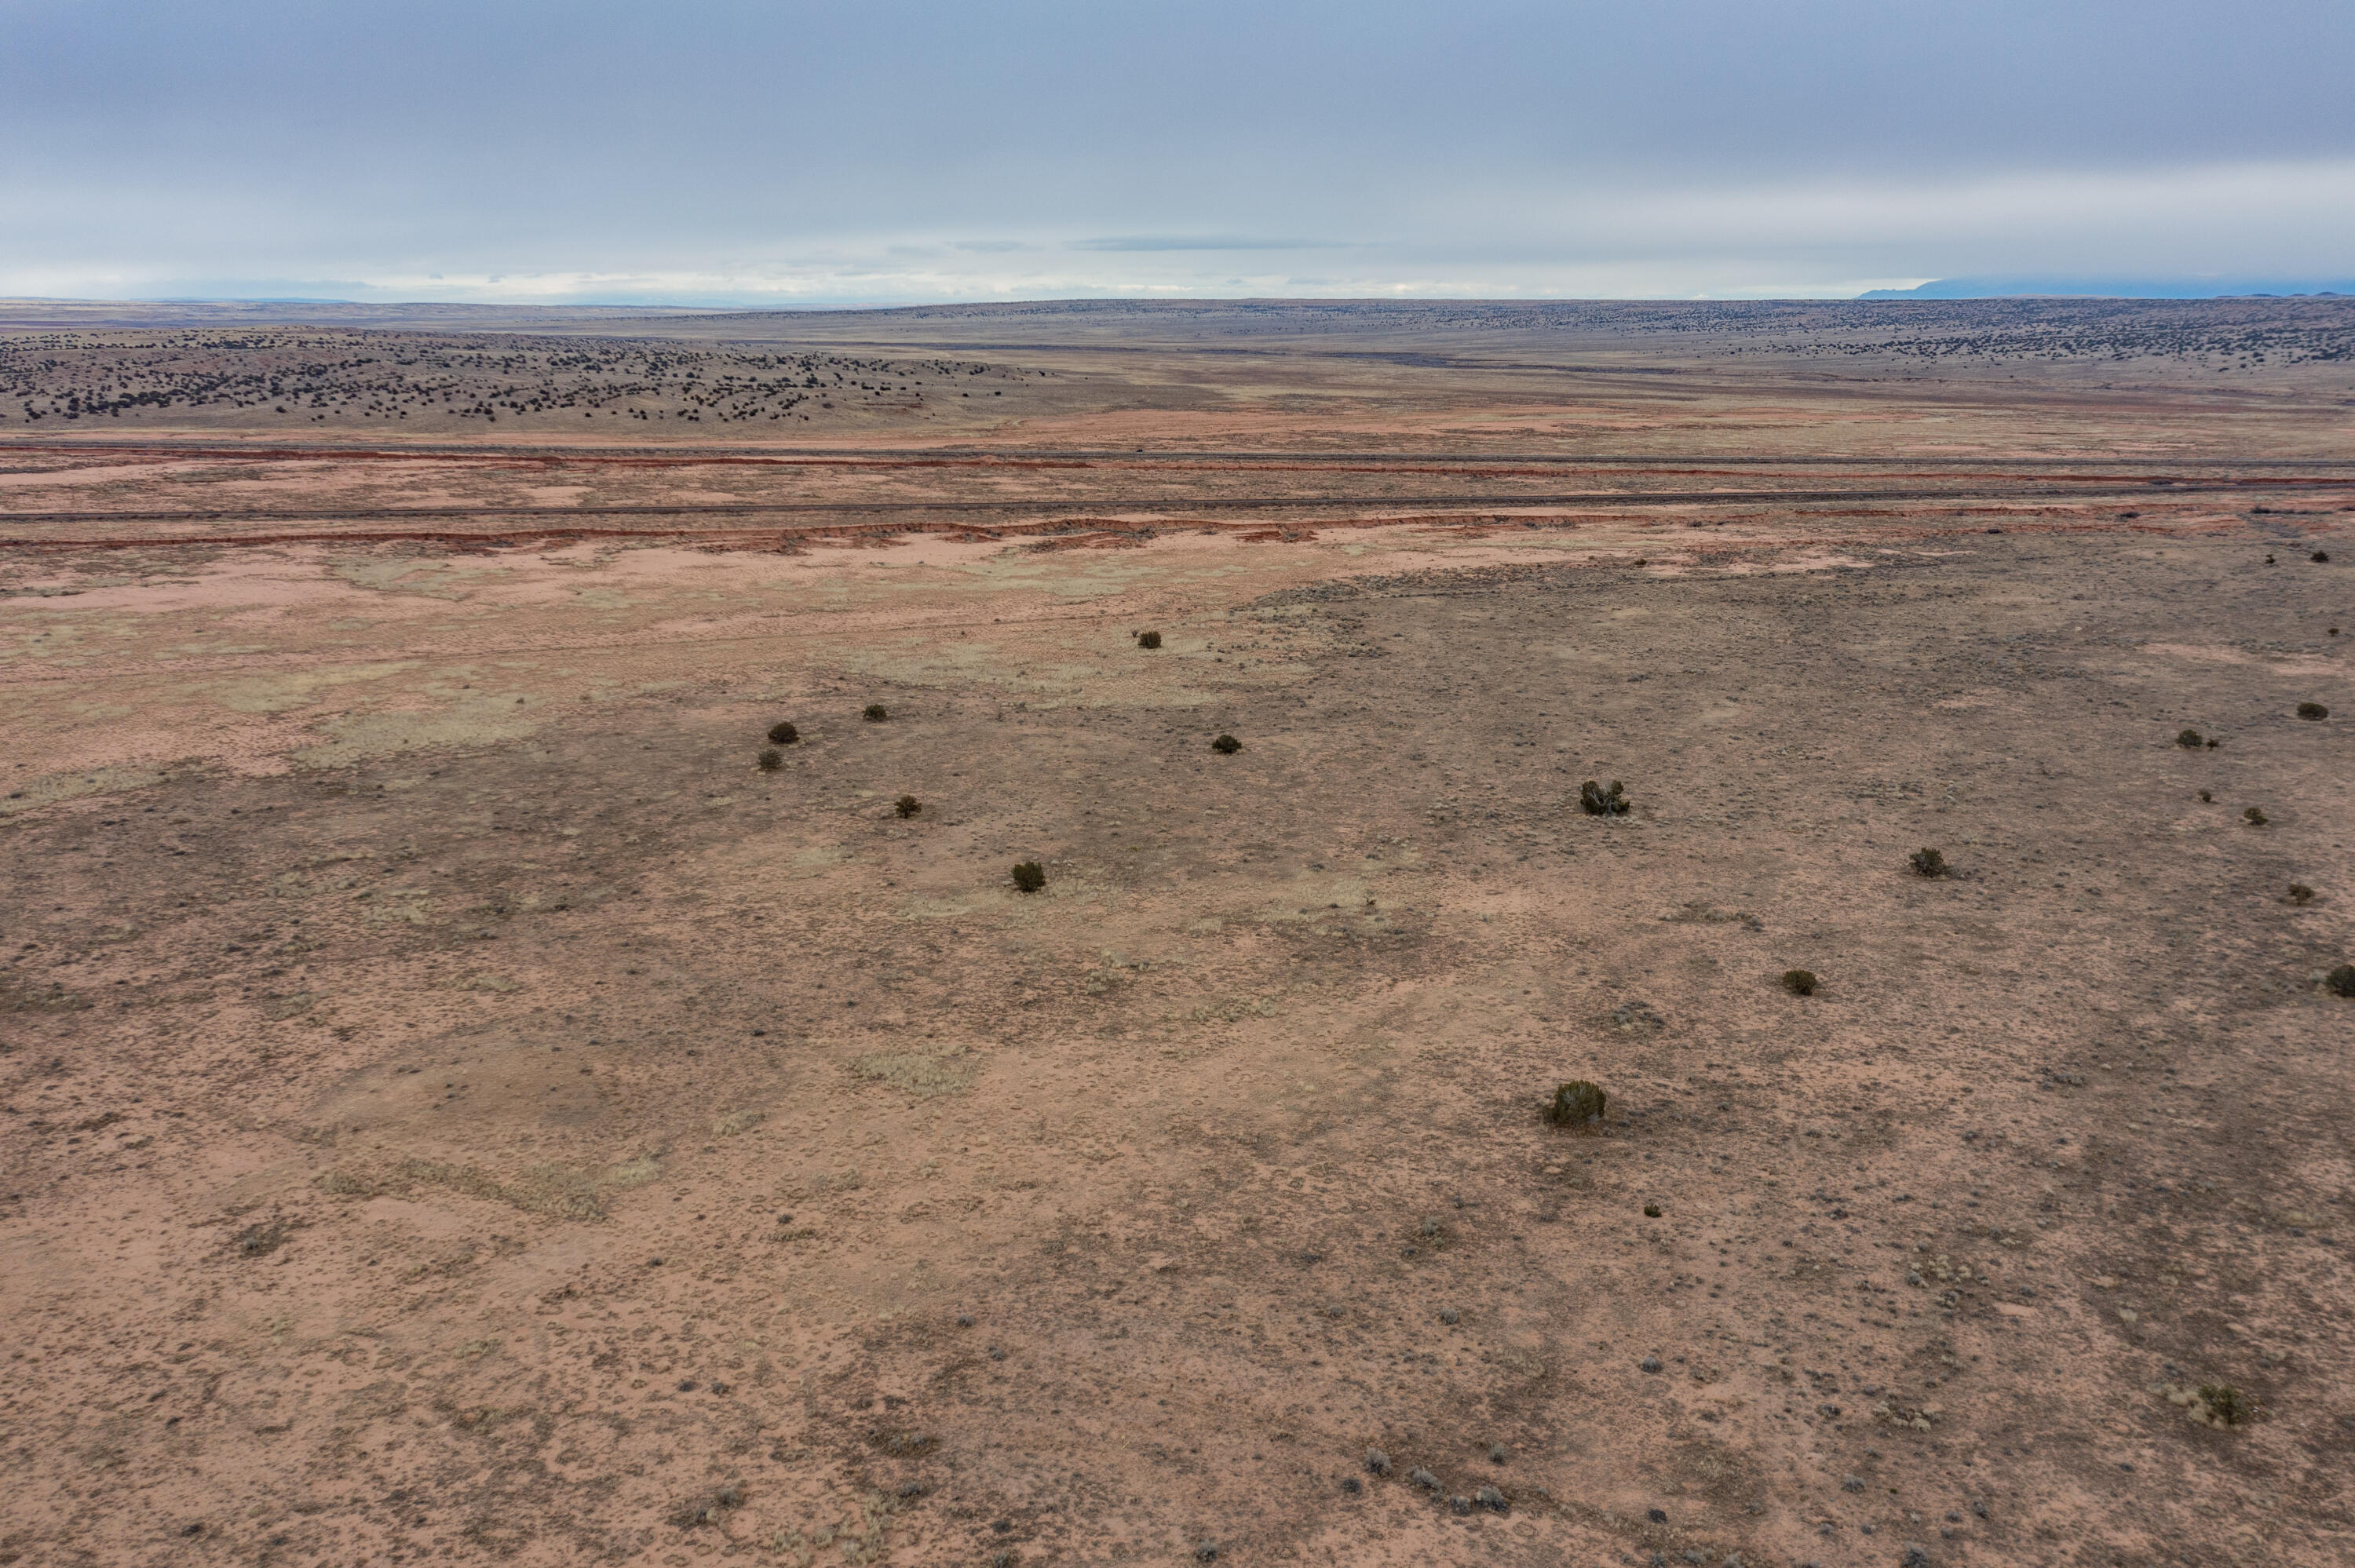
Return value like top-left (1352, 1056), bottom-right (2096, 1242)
top-left (863, 703), bottom-right (889, 722)
top-left (2207, 738), bottom-right (2220, 748)
top-left (2244, 807), bottom-right (2268, 826)
top-left (1642, 1202), bottom-right (1662, 1219)
top-left (1781, 968), bottom-right (1819, 996)
top-left (2175, 728), bottom-right (2203, 748)
top-left (1546, 1080), bottom-right (1608, 1127)
top-left (2200, 1384), bottom-right (2257, 1425)
top-left (895, 794), bottom-right (921, 818)
top-left (2313, 550), bottom-right (2331, 563)
top-left (2330, 627), bottom-right (2341, 636)
top-left (767, 720), bottom-right (798, 745)
top-left (756, 748), bottom-right (783, 771)
top-left (233, 1219), bottom-right (291, 1257)
top-left (2287, 883), bottom-right (2315, 905)
top-left (2266, 554), bottom-right (2276, 564)
top-left (1211, 733), bottom-right (1241, 754)
top-left (2197, 789), bottom-right (2212, 803)
top-left (2327, 964), bottom-right (2355, 997)
top-left (1910, 847), bottom-right (1948, 877)
top-left (1010, 861), bottom-right (1046, 893)
top-left (1579, 779), bottom-right (1628, 816)
top-left (2296, 702), bottom-right (2328, 720)
top-left (1137, 630), bottom-right (1163, 650)
top-left (1364, 1448), bottom-right (1392, 1477)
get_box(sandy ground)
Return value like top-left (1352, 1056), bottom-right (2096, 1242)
top-left (2, 304), bottom-right (2353, 1568)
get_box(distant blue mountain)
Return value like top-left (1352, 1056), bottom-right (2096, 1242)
top-left (1860, 276), bottom-right (2355, 300)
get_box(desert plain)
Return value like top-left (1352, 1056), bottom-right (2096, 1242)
top-left (1, 297), bottom-right (2351, 1567)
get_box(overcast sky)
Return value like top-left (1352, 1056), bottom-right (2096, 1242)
top-left (5, 0), bottom-right (2351, 304)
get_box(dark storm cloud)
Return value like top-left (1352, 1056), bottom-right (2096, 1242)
top-left (3, 0), bottom-right (2350, 301)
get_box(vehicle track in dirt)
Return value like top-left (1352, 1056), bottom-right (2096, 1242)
top-left (0, 479), bottom-right (2337, 555)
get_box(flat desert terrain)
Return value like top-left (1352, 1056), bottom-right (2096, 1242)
top-left (2, 297), bottom-right (2351, 1568)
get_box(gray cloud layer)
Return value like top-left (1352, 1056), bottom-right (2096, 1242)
top-left (5, 0), bottom-right (2350, 301)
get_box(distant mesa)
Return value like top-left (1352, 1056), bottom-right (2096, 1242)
top-left (1860, 275), bottom-right (2355, 300)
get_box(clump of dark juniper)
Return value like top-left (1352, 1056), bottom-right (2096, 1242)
top-left (863, 703), bottom-right (889, 722)
top-left (1910, 847), bottom-right (1948, 877)
top-left (768, 720), bottom-right (799, 745)
top-left (2244, 806), bottom-right (2269, 827)
top-left (895, 794), bottom-right (922, 818)
top-left (2296, 702), bottom-right (2328, 720)
top-left (2200, 1384), bottom-right (2258, 1425)
top-left (1579, 779), bottom-right (1628, 816)
top-left (1545, 1080), bottom-right (1608, 1128)
top-left (756, 748), bottom-right (783, 772)
top-left (1211, 733), bottom-right (1242, 754)
top-left (1010, 861), bottom-right (1046, 893)
top-left (2176, 728), bottom-right (2204, 749)
top-left (1781, 968), bottom-right (1819, 996)
top-left (1137, 630), bottom-right (1163, 649)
